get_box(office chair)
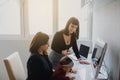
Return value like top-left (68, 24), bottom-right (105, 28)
top-left (3, 52), bottom-right (26, 80)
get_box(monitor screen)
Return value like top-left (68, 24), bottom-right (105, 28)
top-left (92, 44), bottom-right (103, 67)
top-left (79, 44), bottom-right (90, 59)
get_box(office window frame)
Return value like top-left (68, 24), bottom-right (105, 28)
top-left (0, 0), bottom-right (23, 40)
top-left (0, 0), bottom-right (92, 40)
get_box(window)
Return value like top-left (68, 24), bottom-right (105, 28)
top-left (0, 0), bottom-right (21, 39)
top-left (28, 0), bottom-right (53, 35)
top-left (0, 0), bottom-right (92, 40)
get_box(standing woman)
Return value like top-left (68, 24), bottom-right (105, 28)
top-left (26, 32), bottom-right (53, 80)
top-left (49, 17), bottom-right (89, 69)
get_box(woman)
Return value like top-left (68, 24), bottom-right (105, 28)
top-left (49, 17), bottom-right (89, 69)
top-left (26, 32), bottom-right (53, 80)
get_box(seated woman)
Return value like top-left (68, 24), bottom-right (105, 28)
top-left (50, 56), bottom-right (76, 80)
top-left (26, 32), bottom-right (53, 80)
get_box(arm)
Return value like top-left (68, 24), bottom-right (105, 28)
top-left (72, 37), bottom-right (90, 64)
top-left (27, 55), bottom-right (44, 80)
top-left (71, 35), bottom-right (80, 59)
top-left (51, 32), bottom-right (64, 54)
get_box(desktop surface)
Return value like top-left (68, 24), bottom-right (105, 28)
top-left (67, 54), bottom-right (108, 80)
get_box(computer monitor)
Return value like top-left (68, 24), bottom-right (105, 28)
top-left (91, 40), bottom-right (107, 79)
top-left (95, 43), bottom-right (107, 79)
top-left (79, 44), bottom-right (90, 60)
top-left (91, 44), bottom-right (103, 68)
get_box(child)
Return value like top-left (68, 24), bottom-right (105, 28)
top-left (50, 56), bottom-right (76, 80)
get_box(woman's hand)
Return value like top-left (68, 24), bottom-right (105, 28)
top-left (62, 49), bottom-right (70, 55)
top-left (78, 58), bottom-right (90, 64)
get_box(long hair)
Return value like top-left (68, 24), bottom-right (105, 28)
top-left (29, 32), bottom-right (49, 55)
top-left (63, 17), bottom-right (79, 39)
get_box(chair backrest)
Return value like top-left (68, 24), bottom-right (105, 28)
top-left (3, 52), bottom-right (26, 80)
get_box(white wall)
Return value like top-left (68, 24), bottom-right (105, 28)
top-left (92, 0), bottom-right (120, 80)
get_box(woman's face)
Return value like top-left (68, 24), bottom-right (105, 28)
top-left (39, 41), bottom-right (49, 52)
top-left (68, 23), bottom-right (78, 34)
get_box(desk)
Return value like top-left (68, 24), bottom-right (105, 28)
top-left (66, 54), bottom-right (108, 80)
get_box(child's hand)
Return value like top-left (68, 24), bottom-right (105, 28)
top-left (69, 77), bottom-right (75, 80)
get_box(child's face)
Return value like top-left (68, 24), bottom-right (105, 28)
top-left (64, 65), bottom-right (73, 72)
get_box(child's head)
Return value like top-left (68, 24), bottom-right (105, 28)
top-left (59, 56), bottom-right (74, 72)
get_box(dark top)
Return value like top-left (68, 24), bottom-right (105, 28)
top-left (50, 66), bottom-right (70, 80)
top-left (51, 30), bottom-right (80, 59)
top-left (26, 53), bottom-right (53, 80)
